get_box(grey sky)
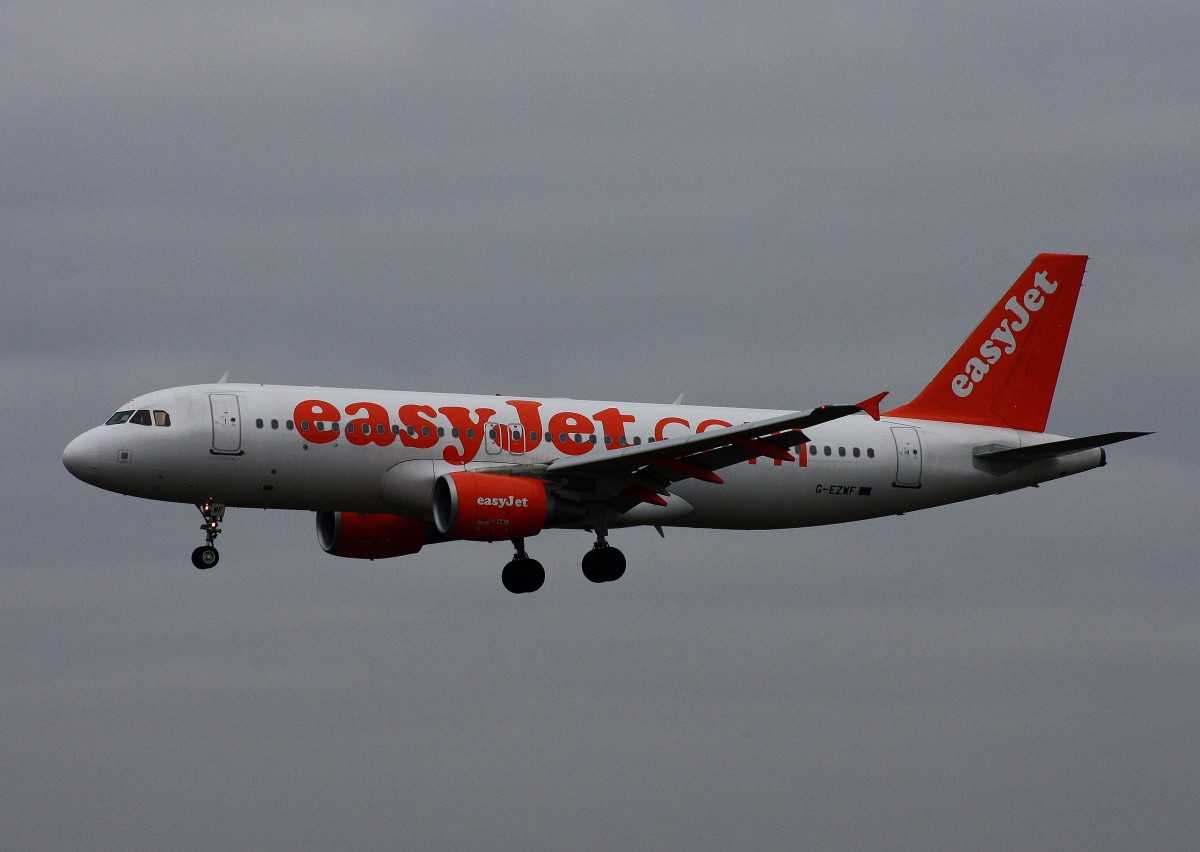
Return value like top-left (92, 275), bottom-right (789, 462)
top-left (4, 2), bottom-right (1196, 849)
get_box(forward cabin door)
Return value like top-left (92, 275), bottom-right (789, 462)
top-left (210, 393), bottom-right (243, 455)
top-left (891, 426), bottom-right (922, 487)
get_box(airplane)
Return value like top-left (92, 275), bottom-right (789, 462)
top-left (63, 254), bottom-right (1148, 593)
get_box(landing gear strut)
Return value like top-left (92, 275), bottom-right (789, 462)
top-left (501, 538), bottom-right (545, 594)
top-left (582, 530), bottom-right (626, 584)
top-left (191, 501), bottom-right (225, 569)
top-left (497, 532), bottom-right (628, 593)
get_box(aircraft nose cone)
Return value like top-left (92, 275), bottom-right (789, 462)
top-left (63, 432), bottom-right (101, 482)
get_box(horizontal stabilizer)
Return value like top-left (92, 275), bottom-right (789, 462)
top-left (973, 431), bottom-right (1151, 463)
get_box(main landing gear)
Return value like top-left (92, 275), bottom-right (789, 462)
top-left (500, 533), bottom-right (627, 594)
top-left (582, 531), bottom-right (626, 585)
top-left (502, 538), bottom-right (545, 594)
top-left (191, 501), bottom-right (225, 570)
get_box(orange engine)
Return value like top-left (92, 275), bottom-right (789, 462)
top-left (316, 511), bottom-right (429, 559)
top-left (432, 472), bottom-right (551, 542)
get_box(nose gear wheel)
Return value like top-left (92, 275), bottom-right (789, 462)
top-left (191, 501), bottom-right (226, 569)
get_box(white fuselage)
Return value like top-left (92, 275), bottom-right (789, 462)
top-left (63, 383), bottom-right (1103, 531)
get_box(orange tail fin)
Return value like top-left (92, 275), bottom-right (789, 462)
top-left (885, 253), bottom-right (1087, 433)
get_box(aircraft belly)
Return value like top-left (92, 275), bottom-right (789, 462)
top-left (667, 463), bottom-right (897, 529)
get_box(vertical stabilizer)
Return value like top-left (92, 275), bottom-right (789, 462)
top-left (885, 254), bottom-right (1087, 433)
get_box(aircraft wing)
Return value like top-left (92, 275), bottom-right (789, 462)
top-left (519, 393), bottom-right (887, 512)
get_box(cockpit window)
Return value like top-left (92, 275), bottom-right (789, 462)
top-left (104, 409), bottom-right (172, 426)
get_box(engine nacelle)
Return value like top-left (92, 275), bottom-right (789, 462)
top-left (316, 511), bottom-right (428, 559)
top-left (432, 472), bottom-right (551, 541)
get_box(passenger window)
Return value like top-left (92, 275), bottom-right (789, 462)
top-left (867, 448), bottom-right (875, 458)
top-left (286, 420), bottom-right (295, 430)
top-left (153, 410), bottom-right (172, 427)
top-left (377, 424), bottom-right (386, 435)
top-left (271, 419), bottom-right (279, 429)
top-left (853, 447), bottom-right (860, 458)
top-left (130, 409), bottom-right (152, 426)
top-left (346, 423), bottom-right (356, 433)
top-left (824, 446), bottom-right (831, 456)
top-left (105, 410), bottom-right (134, 425)
top-left (838, 447), bottom-right (846, 457)
top-left (256, 419), bottom-right (264, 429)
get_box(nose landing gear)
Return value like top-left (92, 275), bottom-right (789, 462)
top-left (191, 501), bottom-right (225, 569)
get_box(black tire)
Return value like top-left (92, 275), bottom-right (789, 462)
top-left (191, 545), bottom-right (219, 570)
top-left (502, 558), bottom-right (544, 594)
top-left (583, 546), bottom-right (626, 583)
top-left (523, 559), bottom-right (545, 593)
top-left (502, 560), bottom-right (522, 593)
top-left (582, 548), bottom-right (606, 584)
top-left (602, 547), bottom-right (626, 582)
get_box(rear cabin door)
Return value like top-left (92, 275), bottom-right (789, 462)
top-left (891, 426), bottom-right (922, 487)
top-left (210, 393), bottom-right (243, 454)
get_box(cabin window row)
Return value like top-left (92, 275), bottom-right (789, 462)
top-left (811, 445), bottom-right (875, 459)
top-left (252, 418), bottom-right (875, 459)
top-left (264, 419), bottom-right (650, 446)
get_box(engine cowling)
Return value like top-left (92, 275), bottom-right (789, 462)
top-left (432, 472), bottom-right (550, 541)
top-left (316, 511), bottom-right (428, 559)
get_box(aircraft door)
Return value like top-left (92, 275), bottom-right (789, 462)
top-left (484, 423), bottom-right (525, 457)
top-left (484, 422), bottom-right (503, 455)
top-left (210, 393), bottom-right (243, 455)
top-left (891, 426), bottom-right (922, 487)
